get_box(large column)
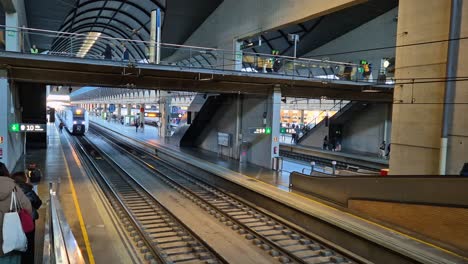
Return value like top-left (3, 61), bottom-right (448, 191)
top-left (270, 85), bottom-right (282, 161)
top-left (126, 104), bottom-right (132, 116)
top-left (390, 0), bottom-right (468, 175)
top-left (117, 104), bottom-right (122, 118)
top-left (159, 91), bottom-right (171, 137)
top-left (140, 103), bottom-right (145, 125)
top-left (0, 70), bottom-right (23, 171)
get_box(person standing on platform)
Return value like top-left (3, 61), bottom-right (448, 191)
top-left (135, 120), bottom-right (139, 132)
top-left (379, 141), bottom-right (386, 158)
top-left (323, 136), bottom-right (328, 150)
top-left (330, 137), bottom-right (337, 151)
top-left (0, 171), bottom-right (32, 259)
top-left (140, 122), bottom-right (144, 133)
top-left (59, 122), bottom-right (64, 133)
top-left (11, 172), bottom-right (42, 264)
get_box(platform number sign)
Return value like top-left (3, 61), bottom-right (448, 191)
top-left (249, 127), bottom-right (272, 135)
top-left (10, 123), bottom-right (46, 133)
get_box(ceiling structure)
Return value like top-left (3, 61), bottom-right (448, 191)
top-left (23, 0), bottom-right (223, 59)
top-left (1, 0), bottom-right (398, 100)
top-left (239, 0), bottom-right (398, 68)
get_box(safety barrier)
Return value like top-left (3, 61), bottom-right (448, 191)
top-left (43, 183), bottom-right (85, 264)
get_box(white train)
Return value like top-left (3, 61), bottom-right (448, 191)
top-left (58, 107), bottom-right (89, 135)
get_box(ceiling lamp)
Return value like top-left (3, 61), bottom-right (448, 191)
top-left (76, 32), bottom-right (102, 58)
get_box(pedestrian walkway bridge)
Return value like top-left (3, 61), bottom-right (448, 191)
top-left (0, 26), bottom-right (393, 101)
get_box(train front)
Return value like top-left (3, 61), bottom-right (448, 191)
top-left (72, 108), bottom-right (87, 135)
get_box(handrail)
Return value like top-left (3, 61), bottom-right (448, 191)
top-left (0, 24), bottom-right (359, 66)
top-left (43, 183), bottom-right (86, 264)
top-left (305, 100), bottom-right (348, 128)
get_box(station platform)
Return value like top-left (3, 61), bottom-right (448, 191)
top-left (16, 122), bottom-right (142, 263)
top-left (280, 142), bottom-right (388, 171)
top-left (90, 116), bottom-right (467, 263)
top-left (89, 116), bottom-right (326, 190)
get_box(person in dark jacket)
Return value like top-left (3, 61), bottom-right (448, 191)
top-left (122, 46), bottom-right (130, 61)
top-left (11, 172), bottom-right (42, 264)
top-left (102, 44), bottom-right (113, 60)
top-left (0, 162), bottom-right (9, 177)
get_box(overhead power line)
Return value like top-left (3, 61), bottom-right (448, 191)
top-left (304, 35), bottom-right (468, 59)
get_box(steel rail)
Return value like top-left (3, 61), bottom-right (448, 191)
top-left (91, 126), bottom-right (364, 264)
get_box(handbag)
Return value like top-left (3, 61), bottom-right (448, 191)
top-left (2, 189), bottom-right (27, 253)
top-left (19, 208), bottom-right (34, 233)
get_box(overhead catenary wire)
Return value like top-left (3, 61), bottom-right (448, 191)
top-left (303, 35), bottom-right (468, 59)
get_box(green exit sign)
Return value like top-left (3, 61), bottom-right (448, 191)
top-left (249, 127), bottom-right (272, 135)
top-left (10, 123), bottom-right (20, 132)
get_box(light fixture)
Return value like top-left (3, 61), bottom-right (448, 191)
top-left (383, 59), bottom-right (390, 68)
top-left (362, 88), bottom-right (381, 93)
top-left (76, 32), bottom-right (102, 58)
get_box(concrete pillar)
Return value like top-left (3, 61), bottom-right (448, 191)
top-left (270, 85), bottom-right (282, 160)
top-left (0, 70), bottom-right (23, 171)
top-left (390, 0), bottom-right (468, 175)
top-left (126, 104), bottom-right (132, 116)
top-left (140, 103), bottom-right (145, 125)
top-left (5, 9), bottom-right (20, 52)
top-left (117, 104), bottom-right (122, 117)
top-left (159, 91), bottom-right (171, 137)
top-left (103, 104), bottom-right (108, 120)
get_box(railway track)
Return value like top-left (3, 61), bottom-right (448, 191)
top-left (90, 126), bottom-right (364, 264)
top-left (71, 135), bottom-right (226, 264)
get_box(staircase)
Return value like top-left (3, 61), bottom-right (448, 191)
top-left (179, 94), bottom-right (230, 147)
top-left (297, 101), bottom-right (369, 144)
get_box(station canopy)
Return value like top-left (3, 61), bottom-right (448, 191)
top-left (23, 0), bottom-right (223, 59)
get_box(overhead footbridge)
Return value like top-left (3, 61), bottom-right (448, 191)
top-left (0, 50), bottom-right (393, 101)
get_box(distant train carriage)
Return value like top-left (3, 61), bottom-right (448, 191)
top-left (58, 107), bottom-right (89, 135)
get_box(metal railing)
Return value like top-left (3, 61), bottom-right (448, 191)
top-left (304, 100), bottom-right (349, 129)
top-left (0, 25), bottom-right (381, 83)
top-left (43, 183), bottom-right (86, 264)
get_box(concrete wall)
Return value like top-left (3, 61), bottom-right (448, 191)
top-left (299, 123), bottom-right (329, 149)
top-left (341, 104), bottom-right (391, 155)
top-left (447, 2), bottom-right (468, 175)
top-left (169, 0), bottom-right (363, 61)
top-left (0, 72), bottom-right (25, 171)
top-left (195, 94), bottom-right (278, 168)
top-left (389, 0), bottom-right (462, 175)
top-left (303, 7), bottom-right (398, 81)
top-left (300, 103), bottom-right (391, 155)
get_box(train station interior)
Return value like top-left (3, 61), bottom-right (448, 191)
top-left (0, 0), bottom-right (467, 263)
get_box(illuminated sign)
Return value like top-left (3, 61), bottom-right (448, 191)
top-left (249, 127), bottom-right (271, 134)
top-left (10, 123), bottom-right (46, 133)
top-left (280, 128), bottom-right (297, 134)
top-left (146, 113), bottom-right (160, 118)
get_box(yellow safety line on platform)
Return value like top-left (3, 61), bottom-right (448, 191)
top-left (59, 132), bottom-right (96, 264)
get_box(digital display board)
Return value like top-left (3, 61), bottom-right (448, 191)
top-left (10, 123), bottom-right (46, 133)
